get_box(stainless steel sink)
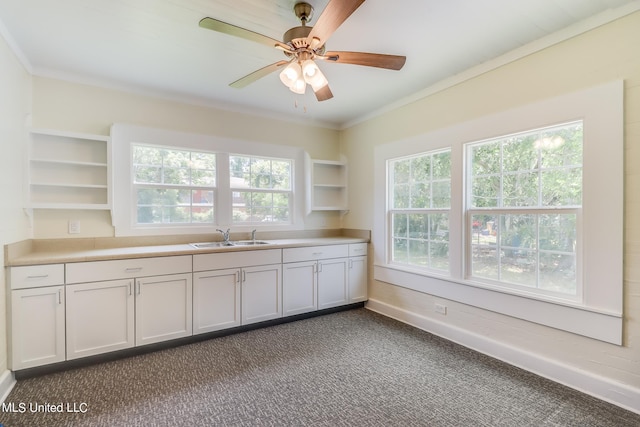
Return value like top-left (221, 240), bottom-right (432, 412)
top-left (232, 240), bottom-right (271, 246)
top-left (189, 242), bottom-right (233, 249)
top-left (189, 240), bottom-right (270, 248)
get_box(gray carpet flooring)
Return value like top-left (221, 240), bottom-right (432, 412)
top-left (1, 308), bottom-right (639, 426)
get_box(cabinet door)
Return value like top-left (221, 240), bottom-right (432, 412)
top-left (10, 286), bottom-right (65, 370)
top-left (135, 273), bottom-right (193, 346)
top-left (66, 279), bottom-right (135, 360)
top-left (283, 261), bottom-right (317, 316)
top-left (348, 256), bottom-right (368, 303)
top-left (193, 269), bottom-right (241, 334)
top-left (242, 264), bottom-right (282, 325)
top-left (317, 258), bottom-right (349, 310)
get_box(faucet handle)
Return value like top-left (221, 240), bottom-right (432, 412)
top-left (251, 229), bottom-right (257, 240)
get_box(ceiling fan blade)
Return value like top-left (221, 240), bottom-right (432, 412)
top-left (230, 60), bottom-right (290, 88)
top-left (199, 17), bottom-right (291, 51)
top-left (314, 84), bottom-right (334, 102)
top-left (306, 0), bottom-right (365, 49)
top-left (322, 51), bottom-right (406, 70)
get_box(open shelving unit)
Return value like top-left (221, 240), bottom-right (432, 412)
top-left (27, 128), bottom-right (111, 210)
top-left (305, 153), bottom-right (348, 214)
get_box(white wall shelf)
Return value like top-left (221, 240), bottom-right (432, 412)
top-left (27, 128), bottom-right (111, 210)
top-left (305, 153), bottom-right (348, 214)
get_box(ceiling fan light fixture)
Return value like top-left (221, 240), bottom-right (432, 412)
top-left (279, 62), bottom-right (302, 88)
top-left (290, 76), bottom-right (307, 94)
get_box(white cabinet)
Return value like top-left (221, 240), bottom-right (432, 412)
top-left (193, 249), bottom-right (283, 328)
top-left (283, 261), bottom-right (317, 316)
top-left (305, 153), bottom-right (348, 213)
top-left (27, 128), bottom-right (110, 209)
top-left (283, 243), bottom-right (367, 315)
top-left (10, 285), bottom-right (66, 370)
top-left (7, 263), bottom-right (67, 370)
top-left (348, 256), bottom-right (368, 303)
top-left (348, 243), bottom-right (368, 303)
top-left (66, 256), bottom-right (193, 349)
top-left (66, 279), bottom-right (135, 360)
top-left (317, 257), bottom-right (349, 310)
top-left (135, 273), bottom-right (193, 346)
top-left (241, 264), bottom-right (283, 325)
top-left (193, 269), bottom-right (241, 334)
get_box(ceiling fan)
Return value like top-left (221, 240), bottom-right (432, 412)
top-left (199, 0), bottom-right (406, 101)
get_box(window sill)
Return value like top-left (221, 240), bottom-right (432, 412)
top-left (374, 263), bottom-right (622, 345)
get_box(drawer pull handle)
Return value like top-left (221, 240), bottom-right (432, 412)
top-left (125, 267), bottom-right (143, 273)
top-left (312, 252), bottom-right (323, 256)
top-left (27, 274), bottom-right (49, 279)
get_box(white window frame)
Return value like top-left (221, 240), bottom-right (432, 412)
top-left (374, 81), bottom-right (623, 344)
top-left (111, 124), bottom-right (305, 236)
top-left (387, 149), bottom-right (451, 274)
top-left (131, 143), bottom-right (217, 227)
top-left (229, 154), bottom-right (294, 225)
top-left (465, 121), bottom-right (584, 301)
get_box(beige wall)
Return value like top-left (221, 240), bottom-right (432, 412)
top-left (0, 34), bottom-right (32, 373)
top-left (30, 77), bottom-right (343, 238)
top-left (342, 12), bottom-right (640, 392)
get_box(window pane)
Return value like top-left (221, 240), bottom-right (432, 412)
top-left (432, 181), bottom-right (451, 208)
top-left (539, 214), bottom-right (576, 252)
top-left (432, 151), bottom-right (451, 179)
top-left (502, 172), bottom-right (538, 207)
top-left (393, 159), bottom-right (410, 184)
top-left (541, 168), bottom-right (581, 206)
top-left (391, 212), bottom-right (449, 271)
top-left (411, 156), bottom-right (430, 183)
top-left (393, 184), bottom-right (410, 209)
top-left (410, 183), bottom-right (430, 208)
top-left (472, 176), bottom-right (499, 207)
top-left (233, 190), bottom-right (290, 223)
top-left (539, 253), bottom-right (576, 294)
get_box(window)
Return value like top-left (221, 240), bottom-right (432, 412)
top-left (230, 155), bottom-right (292, 224)
top-left (467, 121), bottom-right (582, 298)
top-left (389, 150), bottom-right (451, 271)
top-left (373, 81), bottom-right (623, 344)
top-left (132, 144), bottom-right (216, 225)
top-left (112, 123), bottom-right (306, 237)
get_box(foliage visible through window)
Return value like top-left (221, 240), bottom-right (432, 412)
top-left (468, 121), bottom-right (582, 295)
top-left (389, 150), bottom-right (451, 271)
top-left (230, 155), bottom-right (292, 224)
top-left (133, 145), bottom-right (216, 225)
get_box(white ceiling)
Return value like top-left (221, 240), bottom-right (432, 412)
top-left (1, 0), bottom-right (639, 128)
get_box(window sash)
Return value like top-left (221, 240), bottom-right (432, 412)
top-left (465, 207), bottom-right (581, 300)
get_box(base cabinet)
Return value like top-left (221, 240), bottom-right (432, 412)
top-left (8, 241), bottom-right (365, 370)
top-left (66, 279), bottom-right (135, 360)
top-left (10, 286), bottom-right (65, 370)
top-left (135, 273), bottom-right (193, 346)
top-left (283, 261), bottom-right (317, 316)
top-left (317, 258), bottom-right (349, 310)
top-left (348, 256), bottom-right (368, 303)
top-left (241, 264), bottom-right (283, 325)
top-left (193, 269), bottom-right (241, 334)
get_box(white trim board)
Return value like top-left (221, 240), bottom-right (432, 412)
top-left (0, 370), bottom-right (16, 403)
top-left (365, 299), bottom-right (640, 416)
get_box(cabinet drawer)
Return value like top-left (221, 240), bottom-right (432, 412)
top-left (9, 264), bottom-right (65, 289)
top-left (283, 245), bottom-right (348, 263)
top-left (349, 243), bottom-right (367, 257)
top-left (193, 249), bottom-right (281, 272)
top-left (66, 255), bottom-right (192, 284)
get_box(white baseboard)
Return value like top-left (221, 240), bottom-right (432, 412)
top-left (365, 298), bottom-right (640, 415)
top-left (0, 370), bottom-right (16, 403)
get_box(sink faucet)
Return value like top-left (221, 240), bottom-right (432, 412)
top-left (216, 228), bottom-right (232, 245)
top-left (251, 229), bottom-right (257, 241)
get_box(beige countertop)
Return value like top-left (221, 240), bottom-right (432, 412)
top-left (5, 232), bottom-right (370, 266)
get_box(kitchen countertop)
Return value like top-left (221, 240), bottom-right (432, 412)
top-left (5, 235), bottom-right (369, 267)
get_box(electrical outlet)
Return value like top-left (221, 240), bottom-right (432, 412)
top-left (68, 220), bottom-right (81, 234)
top-left (435, 303), bottom-right (447, 315)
